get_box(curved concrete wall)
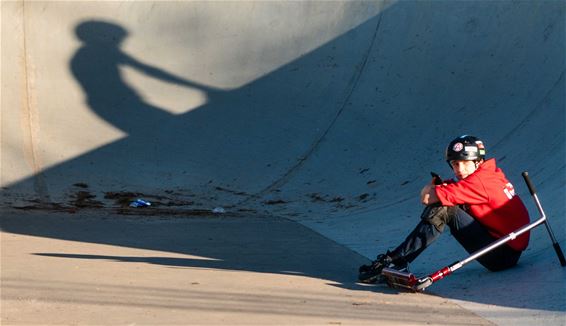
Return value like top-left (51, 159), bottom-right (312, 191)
top-left (2, 1), bottom-right (564, 324)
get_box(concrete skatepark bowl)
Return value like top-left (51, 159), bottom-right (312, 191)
top-left (2, 1), bottom-right (565, 325)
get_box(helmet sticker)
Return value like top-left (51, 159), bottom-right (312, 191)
top-left (453, 142), bottom-right (464, 152)
top-left (465, 146), bottom-right (478, 152)
top-left (476, 141), bottom-right (485, 149)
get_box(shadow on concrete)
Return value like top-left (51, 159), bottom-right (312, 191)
top-left (2, 0), bottom-right (564, 316)
top-left (4, 213), bottom-right (377, 293)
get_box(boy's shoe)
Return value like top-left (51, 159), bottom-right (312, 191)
top-left (358, 254), bottom-right (408, 284)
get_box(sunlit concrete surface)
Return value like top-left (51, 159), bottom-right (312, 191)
top-left (1, 211), bottom-right (493, 325)
top-left (2, 1), bottom-right (565, 325)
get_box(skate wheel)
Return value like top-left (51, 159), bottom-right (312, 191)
top-left (413, 277), bottom-right (433, 291)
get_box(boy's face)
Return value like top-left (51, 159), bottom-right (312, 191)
top-left (450, 160), bottom-right (478, 180)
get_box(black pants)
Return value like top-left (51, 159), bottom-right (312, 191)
top-left (389, 205), bottom-right (521, 271)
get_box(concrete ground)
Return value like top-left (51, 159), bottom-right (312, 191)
top-left (2, 1), bottom-right (565, 325)
top-left (1, 209), bottom-right (492, 325)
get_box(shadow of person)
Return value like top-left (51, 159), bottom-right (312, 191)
top-left (31, 252), bottom-right (381, 292)
top-left (71, 20), bottom-right (218, 136)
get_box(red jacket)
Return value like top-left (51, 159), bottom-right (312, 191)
top-left (435, 159), bottom-right (530, 251)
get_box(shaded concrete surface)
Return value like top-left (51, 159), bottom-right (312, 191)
top-left (1, 1), bottom-right (565, 325)
top-left (1, 211), bottom-right (492, 325)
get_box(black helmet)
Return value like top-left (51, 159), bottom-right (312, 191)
top-left (445, 135), bottom-right (486, 162)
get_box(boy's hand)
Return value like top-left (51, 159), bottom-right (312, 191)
top-left (420, 184), bottom-right (440, 205)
